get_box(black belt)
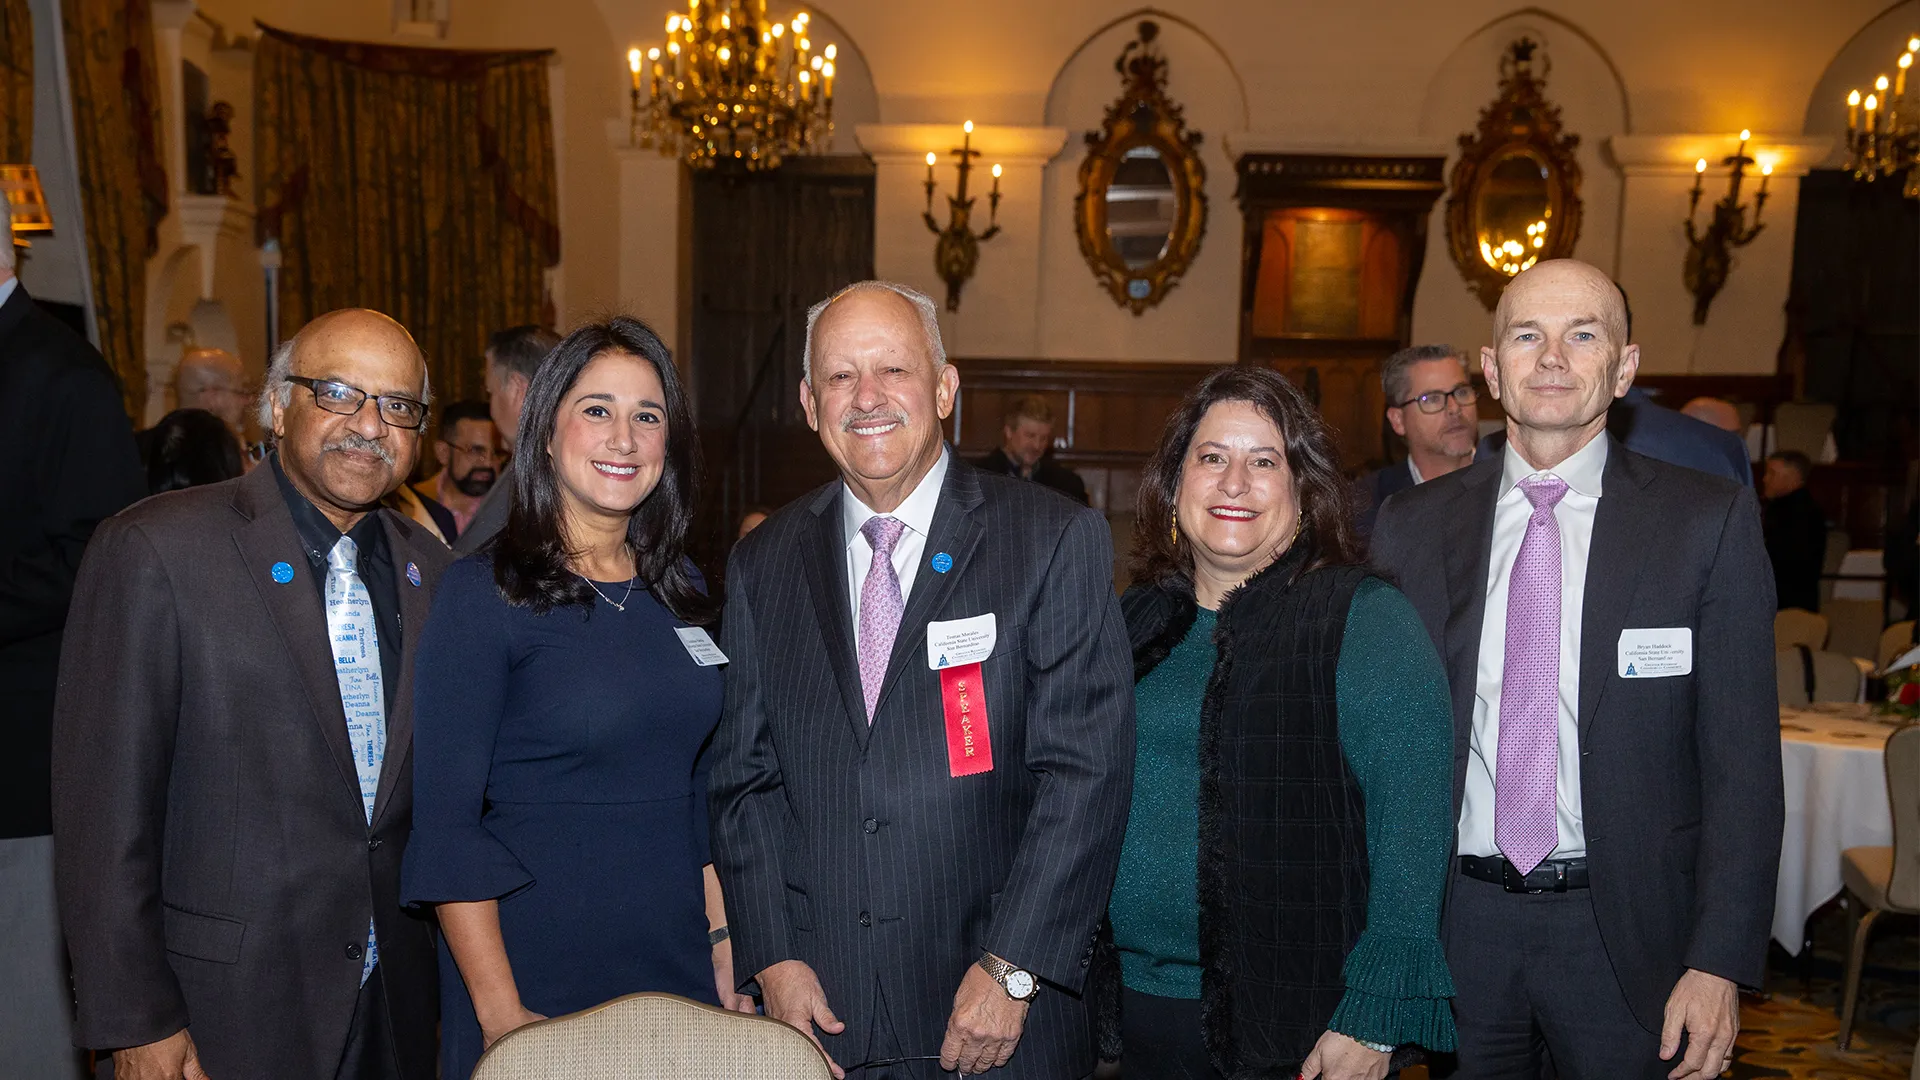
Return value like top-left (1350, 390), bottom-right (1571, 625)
top-left (1459, 854), bottom-right (1590, 893)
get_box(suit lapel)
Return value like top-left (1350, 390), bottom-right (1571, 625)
top-left (801, 484), bottom-right (876, 750)
top-left (230, 468), bottom-right (363, 810)
top-left (1578, 441), bottom-right (1651, 742)
top-left (1443, 460), bottom-right (1502, 735)
top-left (874, 464), bottom-right (985, 720)
top-left (371, 512), bottom-right (433, 826)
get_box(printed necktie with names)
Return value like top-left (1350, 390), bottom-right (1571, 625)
top-left (857, 516), bottom-right (908, 723)
top-left (1494, 475), bottom-right (1570, 876)
top-left (325, 535), bottom-right (384, 984)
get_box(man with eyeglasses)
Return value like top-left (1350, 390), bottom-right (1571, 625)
top-left (1355, 345), bottom-right (1480, 538)
top-left (54, 309), bottom-right (451, 1080)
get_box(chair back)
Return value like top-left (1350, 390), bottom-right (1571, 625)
top-left (1808, 649), bottom-right (1866, 703)
top-left (1881, 621), bottom-right (1918, 673)
top-left (1885, 723), bottom-right (1920, 912)
top-left (1777, 649), bottom-right (1811, 706)
top-left (472, 993), bottom-right (835, 1080)
top-left (1775, 608), bottom-right (1830, 651)
top-left (1825, 599), bottom-right (1883, 667)
top-left (1774, 400), bottom-right (1837, 460)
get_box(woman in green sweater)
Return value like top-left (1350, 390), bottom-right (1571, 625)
top-left (1089, 365), bottom-right (1456, 1080)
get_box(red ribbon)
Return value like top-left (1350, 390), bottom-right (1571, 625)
top-left (940, 663), bottom-right (993, 777)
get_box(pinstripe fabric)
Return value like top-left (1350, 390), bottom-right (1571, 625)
top-left (709, 461), bottom-right (1136, 1079)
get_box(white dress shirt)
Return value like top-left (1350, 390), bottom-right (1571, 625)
top-left (842, 447), bottom-right (950, 651)
top-left (1458, 433), bottom-right (1608, 861)
top-left (0, 276), bottom-right (18, 310)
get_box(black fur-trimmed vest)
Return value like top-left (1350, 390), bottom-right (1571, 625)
top-left (1093, 541), bottom-right (1373, 1078)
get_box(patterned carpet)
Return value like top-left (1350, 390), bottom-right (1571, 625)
top-left (1732, 909), bottom-right (1916, 1080)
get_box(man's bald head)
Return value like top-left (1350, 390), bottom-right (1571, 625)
top-left (1494, 259), bottom-right (1631, 350)
top-left (175, 348), bottom-right (248, 430)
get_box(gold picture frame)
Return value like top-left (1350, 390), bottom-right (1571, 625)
top-left (1074, 21), bottom-right (1207, 315)
top-left (1445, 39), bottom-right (1583, 310)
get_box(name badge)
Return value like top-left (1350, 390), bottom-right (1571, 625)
top-left (675, 626), bottom-right (730, 667)
top-left (1617, 627), bottom-right (1692, 678)
top-left (927, 613), bottom-right (996, 670)
top-left (940, 664), bottom-right (994, 777)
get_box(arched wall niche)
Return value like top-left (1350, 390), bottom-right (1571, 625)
top-left (1411, 9), bottom-right (1629, 365)
top-left (1035, 9), bottom-right (1246, 362)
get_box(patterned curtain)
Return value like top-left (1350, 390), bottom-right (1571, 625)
top-left (1, 0), bottom-right (30, 163)
top-left (63, 0), bottom-right (169, 414)
top-left (254, 25), bottom-right (560, 405)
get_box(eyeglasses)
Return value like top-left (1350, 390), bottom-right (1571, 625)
top-left (1395, 384), bottom-right (1479, 414)
top-left (285, 376), bottom-right (428, 430)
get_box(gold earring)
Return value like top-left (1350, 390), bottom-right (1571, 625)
top-left (1170, 510), bottom-right (1179, 546)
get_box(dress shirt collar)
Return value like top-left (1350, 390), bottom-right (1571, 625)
top-left (1405, 457), bottom-right (1425, 485)
top-left (1499, 428), bottom-right (1607, 501)
top-left (841, 445), bottom-right (950, 548)
top-left (0, 276), bottom-right (18, 311)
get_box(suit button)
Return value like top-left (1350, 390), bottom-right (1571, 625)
top-left (858, 911), bottom-right (872, 927)
top-left (345, 943), bottom-right (364, 961)
top-left (862, 818), bottom-right (879, 834)
top-left (367, 837), bottom-right (384, 850)
top-left (1081, 957), bottom-right (1091, 968)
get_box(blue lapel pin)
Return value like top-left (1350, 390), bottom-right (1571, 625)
top-left (930, 552), bottom-right (953, 574)
top-left (406, 561), bottom-right (423, 588)
top-left (270, 561), bottom-right (295, 584)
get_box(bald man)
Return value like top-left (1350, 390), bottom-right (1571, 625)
top-left (1372, 261), bottom-right (1780, 1080)
top-left (53, 309), bottom-right (452, 1080)
top-left (173, 347), bottom-right (251, 433)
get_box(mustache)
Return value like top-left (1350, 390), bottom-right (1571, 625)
top-left (324, 432), bottom-right (395, 466)
top-left (841, 408), bottom-right (909, 432)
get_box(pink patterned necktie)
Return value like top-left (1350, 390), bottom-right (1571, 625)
top-left (857, 515), bottom-right (908, 723)
top-left (1495, 475), bottom-right (1571, 875)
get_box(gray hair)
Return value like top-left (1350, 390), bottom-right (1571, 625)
top-left (0, 191), bottom-right (14, 273)
top-left (801, 280), bottom-right (945, 383)
top-left (257, 334), bottom-right (433, 430)
top-left (1380, 343), bottom-right (1463, 406)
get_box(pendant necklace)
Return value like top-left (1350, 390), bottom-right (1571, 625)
top-left (581, 575), bottom-right (637, 612)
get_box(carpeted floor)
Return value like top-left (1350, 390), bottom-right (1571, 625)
top-left (1732, 907), bottom-right (1916, 1079)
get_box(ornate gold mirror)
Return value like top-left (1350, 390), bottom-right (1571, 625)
top-left (1075, 21), bottom-right (1206, 314)
top-left (1445, 39), bottom-right (1582, 309)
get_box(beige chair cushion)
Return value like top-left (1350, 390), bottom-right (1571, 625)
top-left (473, 993), bottom-right (834, 1080)
top-left (1843, 845), bottom-right (1894, 911)
top-left (1775, 608), bottom-right (1829, 651)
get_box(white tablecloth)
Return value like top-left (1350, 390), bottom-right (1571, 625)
top-left (1773, 703), bottom-right (1897, 951)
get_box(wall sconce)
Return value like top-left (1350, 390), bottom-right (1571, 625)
top-left (1682, 129), bottom-right (1768, 325)
top-left (0, 165), bottom-right (55, 249)
top-left (922, 121), bottom-right (1002, 311)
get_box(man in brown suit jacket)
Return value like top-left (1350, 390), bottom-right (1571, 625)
top-left (53, 310), bottom-right (449, 1080)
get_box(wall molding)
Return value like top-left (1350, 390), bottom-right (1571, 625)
top-left (1608, 134), bottom-right (1837, 177)
top-left (855, 123), bottom-right (1069, 166)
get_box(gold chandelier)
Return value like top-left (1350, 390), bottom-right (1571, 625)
top-left (1842, 33), bottom-right (1920, 198)
top-left (628, 0), bottom-right (837, 170)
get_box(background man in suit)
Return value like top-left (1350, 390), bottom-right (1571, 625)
top-left (452, 324), bottom-right (560, 554)
top-left (0, 197), bottom-right (146, 1080)
top-left (1372, 260), bottom-right (1781, 1080)
top-left (710, 281), bottom-right (1134, 1079)
top-left (54, 309), bottom-right (450, 1080)
top-left (973, 394), bottom-right (1089, 505)
top-left (1355, 344), bottom-right (1478, 538)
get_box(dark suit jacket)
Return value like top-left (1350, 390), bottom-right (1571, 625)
top-left (51, 464), bottom-right (449, 1078)
top-left (450, 478), bottom-right (508, 555)
top-left (1763, 487), bottom-right (1827, 612)
top-left (709, 461), bottom-right (1134, 1078)
top-left (1352, 458), bottom-right (1417, 540)
top-left (974, 447), bottom-right (1090, 505)
top-left (0, 282), bottom-right (145, 838)
top-left (1370, 439), bottom-right (1782, 1031)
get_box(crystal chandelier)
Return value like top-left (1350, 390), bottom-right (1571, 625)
top-left (1841, 33), bottom-right (1920, 198)
top-left (627, 1), bottom-right (837, 171)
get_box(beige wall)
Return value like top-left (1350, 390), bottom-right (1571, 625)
top-left (144, 0), bottom-right (1890, 392)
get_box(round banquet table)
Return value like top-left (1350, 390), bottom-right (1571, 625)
top-left (1773, 702), bottom-right (1898, 952)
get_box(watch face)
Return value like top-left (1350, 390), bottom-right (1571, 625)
top-left (1005, 969), bottom-right (1035, 999)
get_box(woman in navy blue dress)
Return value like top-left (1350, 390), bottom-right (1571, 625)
top-left (403, 317), bottom-right (751, 1080)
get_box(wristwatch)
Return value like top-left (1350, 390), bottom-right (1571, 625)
top-left (978, 953), bottom-right (1039, 1001)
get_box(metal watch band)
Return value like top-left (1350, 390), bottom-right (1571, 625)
top-left (708, 925), bottom-right (729, 946)
top-left (977, 953), bottom-right (1036, 999)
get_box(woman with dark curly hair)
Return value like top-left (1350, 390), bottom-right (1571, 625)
top-left (402, 317), bottom-right (750, 1080)
top-left (1090, 365), bottom-right (1456, 1080)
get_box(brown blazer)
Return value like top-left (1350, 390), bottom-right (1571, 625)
top-left (52, 463), bottom-right (449, 1079)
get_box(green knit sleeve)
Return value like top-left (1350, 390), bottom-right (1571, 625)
top-left (1326, 577), bottom-right (1458, 1052)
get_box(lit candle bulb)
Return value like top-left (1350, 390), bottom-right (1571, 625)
top-left (1690, 157), bottom-right (1706, 205)
top-left (824, 43), bottom-right (836, 61)
top-left (1911, 36), bottom-right (1920, 52)
top-left (1900, 53), bottom-right (1912, 99)
top-left (1849, 88), bottom-right (1861, 136)
top-left (1867, 92), bottom-right (1880, 134)
top-left (991, 162), bottom-right (1002, 197)
top-left (1758, 162), bottom-right (1772, 196)
top-left (926, 151), bottom-right (937, 184)
top-left (821, 60), bottom-right (834, 100)
top-left (628, 47), bottom-right (642, 92)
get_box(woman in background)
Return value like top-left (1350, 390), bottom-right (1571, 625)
top-left (1091, 365), bottom-right (1456, 1080)
top-left (138, 408), bottom-right (243, 494)
top-left (403, 316), bottom-right (751, 1080)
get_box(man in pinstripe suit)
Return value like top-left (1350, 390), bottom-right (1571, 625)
top-left (710, 281), bottom-right (1135, 1078)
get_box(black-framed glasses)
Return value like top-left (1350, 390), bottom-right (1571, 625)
top-left (286, 376), bottom-right (428, 430)
top-left (1395, 383), bottom-right (1478, 414)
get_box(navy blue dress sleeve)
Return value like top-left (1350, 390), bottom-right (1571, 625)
top-left (402, 556), bottom-right (535, 904)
